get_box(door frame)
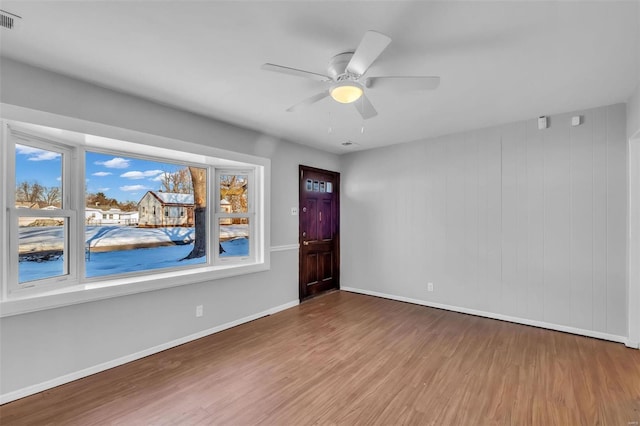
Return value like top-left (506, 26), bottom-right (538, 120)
top-left (298, 165), bottom-right (340, 301)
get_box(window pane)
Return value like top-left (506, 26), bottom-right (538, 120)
top-left (219, 217), bottom-right (249, 257)
top-left (19, 217), bottom-right (67, 283)
top-left (15, 144), bottom-right (63, 209)
top-left (220, 174), bottom-right (248, 213)
top-left (85, 152), bottom-right (207, 278)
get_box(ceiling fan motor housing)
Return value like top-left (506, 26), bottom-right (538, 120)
top-left (327, 52), bottom-right (357, 80)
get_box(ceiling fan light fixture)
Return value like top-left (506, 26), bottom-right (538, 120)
top-left (330, 81), bottom-right (364, 104)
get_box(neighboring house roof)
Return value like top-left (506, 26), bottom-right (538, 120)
top-left (144, 191), bottom-right (194, 205)
top-left (220, 199), bottom-right (231, 205)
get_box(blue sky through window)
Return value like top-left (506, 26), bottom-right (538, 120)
top-left (15, 144), bottom-right (61, 190)
top-left (15, 147), bottom-right (187, 204)
top-left (85, 152), bottom-right (185, 203)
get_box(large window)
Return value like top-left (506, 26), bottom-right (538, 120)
top-left (2, 121), bottom-right (267, 302)
top-left (84, 151), bottom-right (208, 279)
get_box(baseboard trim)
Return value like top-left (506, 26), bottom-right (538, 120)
top-left (0, 299), bottom-right (299, 405)
top-left (625, 340), bottom-right (640, 349)
top-left (341, 286), bottom-right (629, 346)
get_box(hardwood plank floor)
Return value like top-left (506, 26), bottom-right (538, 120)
top-left (2, 291), bottom-right (639, 425)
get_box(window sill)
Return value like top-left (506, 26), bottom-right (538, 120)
top-left (0, 261), bottom-right (270, 318)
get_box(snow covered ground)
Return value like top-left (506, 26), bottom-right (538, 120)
top-left (18, 225), bottom-right (249, 283)
top-left (19, 225), bottom-right (248, 252)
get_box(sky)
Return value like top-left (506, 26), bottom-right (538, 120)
top-left (15, 145), bottom-right (187, 203)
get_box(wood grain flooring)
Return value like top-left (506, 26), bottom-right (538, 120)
top-left (1, 291), bottom-right (639, 425)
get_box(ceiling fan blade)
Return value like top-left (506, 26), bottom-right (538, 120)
top-left (346, 31), bottom-right (392, 77)
top-left (261, 63), bottom-right (331, 82)
top-left (353, 94), bottom-right (378, 120)
top-left (365, 76), bottom-right (441, 90)
top-left (286, 91), bottom-right (330, 112)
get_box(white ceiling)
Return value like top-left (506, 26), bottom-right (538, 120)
top-left (1, 1), bottom-right (638, 154)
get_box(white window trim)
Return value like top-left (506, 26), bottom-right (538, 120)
top-left (7, 134), bottom-right (79, 297)
top-left (0, 109), bottom-right (271, 317)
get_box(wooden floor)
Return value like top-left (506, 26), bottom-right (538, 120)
top-left (2, 291), bottom-right (640, 425)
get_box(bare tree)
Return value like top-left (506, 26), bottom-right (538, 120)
top-left (220, 174), bottom-right (248, 223)
top-left (118, 201), bottom-right (138, 212)
top-left (15, 181), bottom-right (45, 205)
top-left (43, 186), bottom-right (61, 207)
top-left (160, 168), bottom-right (193, 194)
top-left (85, 192), bottom-right (118, 209)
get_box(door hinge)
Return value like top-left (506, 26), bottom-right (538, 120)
top-left (300, 170), bottom-right (303, 180)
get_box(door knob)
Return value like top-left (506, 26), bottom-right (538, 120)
top-left (303, 241), bottom-right (309, 246)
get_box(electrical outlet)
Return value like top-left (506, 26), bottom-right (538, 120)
top-left (195, 305), bottom-right (203, 317)
top-left (427, 282), bottom-right (434, 292)
top-left (291, 207), bottom-right (298, 216)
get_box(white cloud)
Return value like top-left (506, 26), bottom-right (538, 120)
top-left (120, 184), bottom-right (148, 192)
top-left (98, 187), bottom-right (110, 192)
top-left (92, 171), bottom-right (112, 177)
top-left (56, 176), bottom-right (62, 181)
top-left (150, 174), bottom-right (166, 182)
top-left (94, 157), bottom-right (130, 169)
top-left (16, 145), bottom-right (61, 161)
top-left (120, 170), bottom-right (164, 180)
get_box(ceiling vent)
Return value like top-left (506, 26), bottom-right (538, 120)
top-left (0, 10), bottom-right (22, 30)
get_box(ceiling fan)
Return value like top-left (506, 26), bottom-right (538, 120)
top-left (261, 30), bottom-right (440, 120)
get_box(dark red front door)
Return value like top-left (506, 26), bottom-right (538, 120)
top-left (299, 165), bottom-right (340, 300)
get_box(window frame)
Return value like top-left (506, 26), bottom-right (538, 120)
top-left (0, 117), bottom-right (270, 315)
top-left (7, 131), bottom-right (79, 297)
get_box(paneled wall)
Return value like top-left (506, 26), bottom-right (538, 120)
top-left (341, 104), bottom-right (627, 338)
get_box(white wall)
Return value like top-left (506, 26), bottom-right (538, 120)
top-left (0, 58), bottom-right (340, 399)
top-left (341, 104), bottom-right (628, 340)
top-left (629, 83), bottom-right (640, 139)
top-left (628, 1), bottom-right (640, 139)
